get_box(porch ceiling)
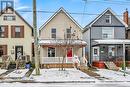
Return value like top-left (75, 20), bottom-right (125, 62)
top-left (39, 39), bottom-right (87, 47)
top-left (94, 39), bottom-right (130, 45)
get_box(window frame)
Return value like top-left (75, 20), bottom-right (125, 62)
top-left (0, 26), bottom-right (5, 38)
top-left (3, 15), bottom-right (16, 21)
top-left (47, 47), bottom-right (56, 57)
top-left (105, 14), bottom-right (111, 24)
top-left (51, 28), bottom-right (56, 39)
top-left (66, 28), bottom-right (71, 39)
top-left (15, 26), bottom-right (21, 38)
top-left (102, 27), bottom-right (114, 39)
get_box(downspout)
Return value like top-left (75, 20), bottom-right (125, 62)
top-left (89, 27), bottom-right (92, 66)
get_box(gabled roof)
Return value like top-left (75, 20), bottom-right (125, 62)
top-left (83, 8), bottom-right (128, 32)
top-left (39, 7), bottom-right (83, 31)
top-left (0, 7), bottom-right (33, 35)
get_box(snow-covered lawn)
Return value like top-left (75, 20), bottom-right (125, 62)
top-left (5, 69), bottom-right (29, 78)
top-left (0, 82), bottom-right (130, 87)
top-left (95, 69), bottom-right (130, 81)
top-left (30, 68), bottom-right (96, 82)
top-left (0, 69), bottom-right (7, 75)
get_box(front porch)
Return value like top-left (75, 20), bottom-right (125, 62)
top-left (39, 39), bottom-right (87, 67)
top-left (92, 39), bottom-right (130, 68)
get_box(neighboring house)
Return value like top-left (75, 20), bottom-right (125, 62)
top-left (0, 7), bottom-right (33, 62)
top-left (83, 8), bottom-right (129, 68)
top-left (124, 9), bottom-right (130, 60)
top-left (39, 7), bottom-right (86, 65)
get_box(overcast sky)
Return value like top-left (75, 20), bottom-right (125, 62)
top-left (1, 0), bottom-right (130, 28)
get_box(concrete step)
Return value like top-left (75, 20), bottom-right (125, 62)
top-left (104, 62), bottom-right (119, 71)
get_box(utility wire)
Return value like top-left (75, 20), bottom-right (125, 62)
top-left (87, 0), bottom-right (130, 5)
top-left (16, 10), bottom-right (123, 17)
top-left (81, 0), bottom-right (87, 24)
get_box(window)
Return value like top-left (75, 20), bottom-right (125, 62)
top-left (66, 29), bottom-right (71, 38)
top-left (48, 47), bottom-right (55, 57)
top-left (108, 46), bottom-right (115, 57)
top-left (11, 26), bottom-right (24, 38)
top-left (0, 26), bottom-right (8, 38)
top-left (51, 28), bottom-right (56, 38)
top-left (3, 16), bottom-right (16, 21)
top-left (0, 47), bottom-right (3, 57)
top-left (93, 47), bottom-right (99, 61)
top-left (105, 14), bottom-right (111, 24)
top-left (15, 27), bottom-right (21, 38)
top-left (102, 27), bottom-right (114, 39)
top-left (0, 45), bottom-right (7, 57)
top-left (0, 26), bottom-right (5, 38)
top-left (94, 49), bottom-right (98, 55)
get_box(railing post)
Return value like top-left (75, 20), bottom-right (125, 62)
top-left (66, 57), bottom-right (67, 63)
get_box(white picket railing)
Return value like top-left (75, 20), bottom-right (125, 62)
top-left (41, 57), bottom-right (73, 64)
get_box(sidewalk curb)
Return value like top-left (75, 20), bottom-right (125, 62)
top-left (0, 80), bottom-right (96, 83)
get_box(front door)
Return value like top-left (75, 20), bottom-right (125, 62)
top-left (67, 48), bottom-right (72, 57)
top-left (93, 47), bottom-right (99, 61)
top-left (15, 46), bottom-right (23, 60)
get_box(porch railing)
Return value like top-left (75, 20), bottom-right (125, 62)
top-left (41, 57), bottom-right (73, 64)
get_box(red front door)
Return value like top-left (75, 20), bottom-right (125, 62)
top-left (67, 48), bottom-right (72, 57)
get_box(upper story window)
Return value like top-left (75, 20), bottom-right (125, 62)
top-left (105, 14), bottom-right (111, 24)
top-left (0, 26), bottom-right (8, 38)
top-left (51, 28), bottom-right (56, 38)
top-left (66, 28), bottom-right (71, 38)
top-left (102, 27), bottom-right (114, 39)
top-left (15, 27), bottom-right (21, 38)
top-left (3, 15), bottom-right (16, 21)
top-left (11, 26), bottom-right (24, 38)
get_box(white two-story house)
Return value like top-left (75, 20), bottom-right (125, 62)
top-left (39, 7), bottom-right (86, 67)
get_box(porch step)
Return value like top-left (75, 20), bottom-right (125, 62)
top-left (0, 69), bottom-right (14, 79)
top-left (104, 62), bottom-right (119, 71)
top-left (24, 68), bottom-right (34, 77)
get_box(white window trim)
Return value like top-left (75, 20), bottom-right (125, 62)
top-left (15, 27), bottom-right (21, 32)
top-left (93, 47), bottom-right (99, 61)
top-left (105, 14), bottom-right (111, 24)
top-left (102, 27), bottom-right (114, 39)
top-left (51, 28), bottom-right (56, 39)
top-left (3, 15), bottom-right (16, 21)
top-left (66, 28), bottom-right (72, 39)
top-left (47, 47), bottom-right (56, 57)
top-left (93, 47), bottom-right (99, 56)
top-left (108, 45), bottom-right (115, 57)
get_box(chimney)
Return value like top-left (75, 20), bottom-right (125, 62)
top-left (123, 8), bottom-right (128, 25)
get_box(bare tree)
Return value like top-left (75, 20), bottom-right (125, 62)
top-left (57, 27), bottom-right (76, 71)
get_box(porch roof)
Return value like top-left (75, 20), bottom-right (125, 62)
top-left (94, 39), bottom-right (130, 45)
top-left (39, 39), bottom-right (87, 46)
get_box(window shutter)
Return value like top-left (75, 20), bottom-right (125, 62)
top-left (20, 26), bottom-right (24, 38)
top-left (11, 26), bottom-right (15, 38)
top-left (3, 45), bottom-right (7, 55)
top-left (5, 25), bottom-right (8, 38)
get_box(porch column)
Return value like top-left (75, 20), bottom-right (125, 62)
top-left (83, 47), bottom-right (85, 57)
top-left (66, 55), bottom-right (67, 63)
top-left (123, 41), bottom-right (126, 76)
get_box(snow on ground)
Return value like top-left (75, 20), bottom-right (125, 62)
top-left (0, 69), bottom-right (7, 75)
top-left (0, 82), bottom-right (130, 87)
top-left (95, 69), bottom-right (130, 81)
top-left (5, 69), bottom-right (29, 78)
top-left (30, 68), bottom-right (96, 82)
